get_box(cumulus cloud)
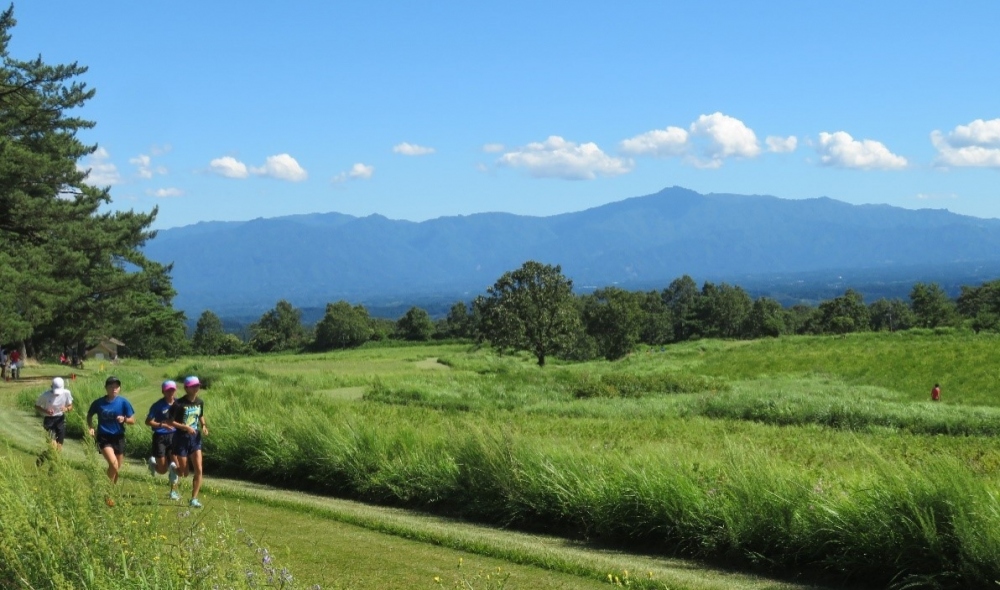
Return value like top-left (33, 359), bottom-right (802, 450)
top-left (482, 143), bottom-right (505, 153)
top-left (77, 147), bottom-right (122, 186)
top-left (393, 142), bottom-right (435, 156)
top-left (129, 154), bottom-right (168, 179)
top-left (250, 153), bottom-right (308, 182)
top-left (620, 113), bottom-right (768, 168)
top-left (498, 136), bottom-right (633, 180)
top-left (209, 156), bottom-right (249, 179)
top-left (147, 187), bottom-right (184, 198)
top-left (815, 131), bottom-right (908, 170)
top-left (766, 135), bottom-right (798, 153)
top-left (688, 112), bottom-right (761, 167)
top-left (931, 118), bottom-right (1000, 168)
top-left (209, 154), bottom-right (307, 181)
top-left (620, 126), bottom-right (689, 157)
top-left (332, 163), bottom-right (375, 183)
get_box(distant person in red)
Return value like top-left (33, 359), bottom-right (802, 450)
top-left (9, 349), bottom-right (21, 379)
top-left (931, 383), bottom-right (941, 401)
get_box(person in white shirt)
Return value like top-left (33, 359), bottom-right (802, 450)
top-left (35, 377), bottom-right (74, 450)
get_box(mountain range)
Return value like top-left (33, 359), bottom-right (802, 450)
top-left (143, 186), bottom-right (1000, 316)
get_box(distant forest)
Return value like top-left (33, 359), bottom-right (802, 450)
top-left (182, 261), bottom-right (1000, 367)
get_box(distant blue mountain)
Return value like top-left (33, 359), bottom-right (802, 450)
top-left (144, 186), bottom-right (1000, 315)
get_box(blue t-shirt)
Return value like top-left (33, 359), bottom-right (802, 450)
top-left (87, 396), bottom-right (135, 437)
top-left (147, 399), bottom-right (176, 435)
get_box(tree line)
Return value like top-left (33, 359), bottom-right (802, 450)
top-left (187, 260), bottom-right (1000, 366)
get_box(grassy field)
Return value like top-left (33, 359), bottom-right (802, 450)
top-left (4, 330), bottom-right (1000, 588)
top-left (0, 360), bottom-right (822, 590)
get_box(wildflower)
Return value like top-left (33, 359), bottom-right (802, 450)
top-left (434, 576), bottom-right (441, 584)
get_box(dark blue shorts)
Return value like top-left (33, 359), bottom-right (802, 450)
top-left (171, 432), bottom-right (202, 457)
top-left (151, 432), bottom-right (175, 458)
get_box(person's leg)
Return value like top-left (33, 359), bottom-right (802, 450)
top-left (100, 446), bottom-right (119, 482)
top-left (190, 450), bottom-right (203, 500)
top-left (174, 454), bottom-right (189, 478)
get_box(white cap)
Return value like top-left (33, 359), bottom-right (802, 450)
top-left (52, 377), bottom-right (65, 390)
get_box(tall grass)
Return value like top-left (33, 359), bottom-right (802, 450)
top-left (0, 450), bottom-right (304, 589)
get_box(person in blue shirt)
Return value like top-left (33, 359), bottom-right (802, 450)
top-left (145, 380), bottom-right (180, 500)
top-left (86, 375), bottom-right (135, 485)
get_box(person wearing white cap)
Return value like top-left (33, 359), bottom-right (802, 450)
top-left (35, 377), bottom-right (74, 450)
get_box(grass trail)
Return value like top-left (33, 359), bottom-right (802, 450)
top-left (0, 379), bottom-right (829, 590)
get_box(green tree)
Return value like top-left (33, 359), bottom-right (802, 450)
top-left (742, 297), bottom-right (787, 338)
top-left (661, 275), bottom-right (700, 342)
top-left (638, 290), bottom-right (673, 345)
top-left (249, 300), bottom-right (305, 352)
top-left (191, 310), bottom-right (227, 355)
top-left (480, 261), bottom-right (579, 366)
top-left (910, 282), bottom-right (956, 328)
top-left (313, 301), bottom-right (372, 350)
top-left (957, 280), bottom-right (1000, 332)
top-left (396, 306), bottom-right (435, 341)
top-left (0, 8), bottom-right (181, 356)
top-left (815, 289), bottom-right (869, 335)
top-left (692, 282), bottom-right (752, 338)
top-left (868, 298), bottom-right (915, 332)
top-left (582, 287), bottom-right (643, 360)
top-left (444, 301), bottom-right (473, 338)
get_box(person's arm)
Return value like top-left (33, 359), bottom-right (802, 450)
top-left (86, 408), bottom-right (96, 436)
top-left (199, 413), bottom-right (208, 436)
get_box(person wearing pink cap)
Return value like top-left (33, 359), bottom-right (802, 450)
top-left (168, 375), bottom-right (208, 508)
top-left (146, 380), bottom-right (180, 500)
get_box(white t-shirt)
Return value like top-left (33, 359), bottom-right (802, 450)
top-left (36, 388), bottom-right (74, 417)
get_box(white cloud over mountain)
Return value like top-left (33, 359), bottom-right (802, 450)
top-left (210, 154), bottom-right (307, 181)
top-left (129, 153), bottom-right (167, 179)
top-left (620, 113), bottom-right (771, 168)
top-left (815, 131), bottom-right (907, 170)
top-left (333, 163), bottom-right (375, 183)
top-left (393, 142), bottom-right (435, 156)
top-left (77, 147), bottom-right (121, 186)
top-left (250, 154), bottom-right (308, 182)
top-left (498, 136), bottom-right (633, 180)
top-left (931, 118), bottom-right (1000, 168)
top-left (147, 187), bottom-right (184, 198)
top-left (209, 156), bottom-right (249, 179)
top-left (766, 135), bottom-right (798, 153)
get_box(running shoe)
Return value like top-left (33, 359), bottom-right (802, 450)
top-left (169, 490), bottom-right (180, 501)
top-left (168, 463), bottom-right (178, 485)
top-left (190, 498), bottom-right (203, 508)
top-left (147, 457), bottom-right (157, 477)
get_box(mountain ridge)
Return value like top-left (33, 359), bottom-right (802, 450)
top-left (144, 186), bottom-right (1000, 315)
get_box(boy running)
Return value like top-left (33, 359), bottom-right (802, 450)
top-left (146, 380), bottom-right (180, 500)
top-left (168, 375), bottom-right (208, 508)
top-left (35, 377), bottom-right (74, 450)
top-left (86, 375), bottom-right (135, 485)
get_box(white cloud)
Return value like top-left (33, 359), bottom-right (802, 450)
top-left (129, 153), bottom-right (168, 179)
top-left (766, 135), bottom-right (798, 153)
top-left (333, 162), bottom-right (375, 183)
top-left (209, 156), bottom-right (249, 179)
top-left (482, 143), bottom-right (505, 153)
top-left (620, 113), bottom-right (764, 168)
top-left (147, 187), bottom-right (184, 198)
top-left (393, 142), bottom-right (435, 156)
top-left (250, 153), bottom-right (308, 182)
top-left (816, 131), bottom-right (908, 170)
top-left (931, 118), bottom-right (1000, 168)
top-left (688, 112), bottom-right (761, 166)
top-left (620, 126), bottom-right (689, 157)
top-left (77, 147), bottom-right (121, 186)
top-left (498, 136), bottom-right (633, 180)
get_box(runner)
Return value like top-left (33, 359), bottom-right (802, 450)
top-left (86, 375), bottom-right (135, 487)
top-left (145, 380), bottom-right (180, 500)
top-left (168, 375), bottom-right (208, 508)
top-left (34, 376), bottom-right (74, 450)
top-left (931, 383), bottom-right (941, 401)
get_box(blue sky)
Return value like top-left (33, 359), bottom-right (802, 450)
top-left (10, 1), bottom-right (1000, 229)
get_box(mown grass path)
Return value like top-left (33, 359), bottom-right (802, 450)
top-left (0, 377), bottom-right (830, 590)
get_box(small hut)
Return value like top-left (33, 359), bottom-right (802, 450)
top-left (85, 337), bottom-right (124, 361)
